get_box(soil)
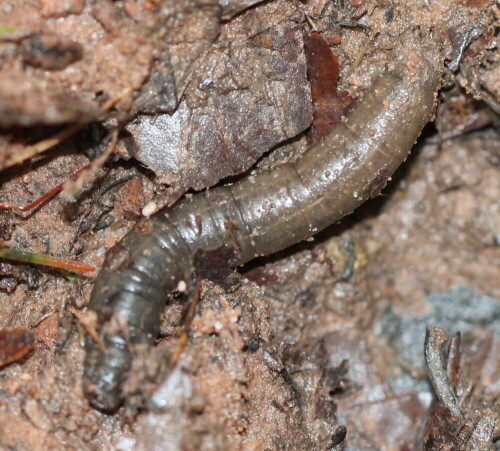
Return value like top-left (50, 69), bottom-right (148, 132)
top-left (0, 0), bottom-right (498, 450)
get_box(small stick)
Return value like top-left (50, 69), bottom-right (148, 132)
top-left (3, 85), bottom-right (136, 169)
top-left (305, 15), bottom-right (318, 31)
top-left (0, 247), bottom-right (95, 272)
top-left (0, 163), bottom-right (91, 213)
top-left (1, 123), bottom-right (119, 214)
top-left (345, 25), bottom-right (380, 78)
top-left (3, 122), bottom-right (86, 169)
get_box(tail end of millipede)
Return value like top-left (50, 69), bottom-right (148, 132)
top-left (83, 333), bottom-right (131, 413)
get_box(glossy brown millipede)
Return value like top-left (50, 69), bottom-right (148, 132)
top-left (84, 35), bottom-right (442, 412)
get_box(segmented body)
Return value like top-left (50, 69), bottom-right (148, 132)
top-left (84, 41), bottom-right (441, 412)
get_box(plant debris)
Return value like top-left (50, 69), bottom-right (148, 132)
top-left (0, 328), bottom-right (34, 368)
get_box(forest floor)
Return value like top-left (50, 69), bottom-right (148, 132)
top-left (0, 0), bottom-right (498, 449)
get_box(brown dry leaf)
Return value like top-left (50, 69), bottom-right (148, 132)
top-left (0, 328), bottom-right (34, 368)
top-left (304, 31), bottom-right (354, 144)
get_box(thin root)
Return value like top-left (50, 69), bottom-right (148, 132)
top-left (345, 25), bottom-right (381, 79)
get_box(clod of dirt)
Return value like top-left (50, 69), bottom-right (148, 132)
top-left (126, 4), bottom-right (312, 191)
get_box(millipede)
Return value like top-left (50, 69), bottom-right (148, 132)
top-left (83, 34), bottom-right (443, 412)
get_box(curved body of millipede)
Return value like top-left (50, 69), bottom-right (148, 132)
top-left (84, 38), bottom-right (442, 412)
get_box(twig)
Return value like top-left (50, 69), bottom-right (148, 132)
top-left (424, 326), bottom-right (464, 418)
top-left (345, 25), bottom-right (380, 78)
top-left (3, 85), bottom-right (136, 169)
